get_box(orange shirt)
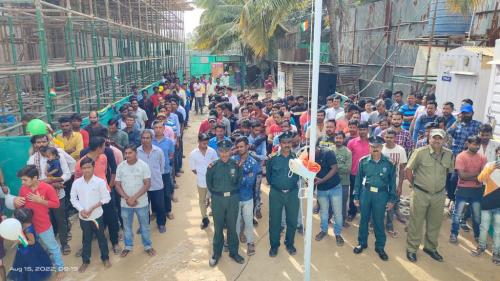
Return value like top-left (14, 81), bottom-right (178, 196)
top-left (75, 154), bottom-right (110, 191)
top-left (477, 162), bottom-right (500, 196)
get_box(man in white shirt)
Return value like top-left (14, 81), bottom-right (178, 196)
top-left (382, 129), bottom-right (408, 234)
top-left (226, 87), bottom-right (239, 110)
top-left (193, 78), bottom-right (204, 114)
top-left (70, 157), bottom-right (111, 272)
top-left (478, 124), bottom-right (500, 162)
top-left (28, 134), bottom-right (74, 255)
top-left (325, 95), bottom-right (343, 121)
top-left (131, 99), bottom-right (148, 130)
top-left (189, 133), bottom-right (218, 229)
top-left (115, 145), bottom-right (156, 257)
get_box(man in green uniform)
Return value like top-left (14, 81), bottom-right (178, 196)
top-left (405, 129), bottom-right (454, 263)
top-left (266, 131), bottom-right (300, 257)
top-left (353, 136), bottom-right (396, 261)
top-left (206, 139), bottom-right (244, 266)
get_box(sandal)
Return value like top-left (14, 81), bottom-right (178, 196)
top-left (145, 248), bottom-right (157, 257)
top-left (120, 249), bottom-right (131, 258)
top-left (388, 230), bottom-right (399, 238)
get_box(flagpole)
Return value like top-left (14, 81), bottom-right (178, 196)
top-left (303, 0), bottom-right (323, 280)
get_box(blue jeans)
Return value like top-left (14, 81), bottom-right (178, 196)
top-left (317, 184), bottom-right (343, 235)
top-left (451, 192), bottom-right (481, 238)
top-left (121, 206), bottom-right (152, 250)
top-left (478, 208), bottom-right (500, 254)
top-left (236, 199), bottom-right (254, 244)
top-left (38, 226), bottom-right (64, 271)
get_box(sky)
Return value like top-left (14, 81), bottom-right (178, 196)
top-left (185, 8), bottom-right (203, 34)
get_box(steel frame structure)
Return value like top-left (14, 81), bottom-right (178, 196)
top-left (0, 0), bottom-right (190, 135)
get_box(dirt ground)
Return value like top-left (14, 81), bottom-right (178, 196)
top-left (4, 113), bottom-right (498, 281)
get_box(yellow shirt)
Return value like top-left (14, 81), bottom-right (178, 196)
top-left (55, 132), bottom-right (83, 160)
top-left (477, 162), bottom-right (500, 196)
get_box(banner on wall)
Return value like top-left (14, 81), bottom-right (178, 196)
top-left (277, 71), bottom-right (285, 98)
top-left (211, 63), bottom-right (224, 79)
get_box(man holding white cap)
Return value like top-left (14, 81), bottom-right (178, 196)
top-left (405, 129), bottom-right (454, 263)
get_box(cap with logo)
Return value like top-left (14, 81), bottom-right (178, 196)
top-left (217, 139), bottom-right (233, 151)
top-left (368, 136), bottom-right (385, 146)
top-left (430, 129), bottom-right (446, 139)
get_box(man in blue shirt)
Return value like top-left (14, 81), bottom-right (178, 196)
top-left (248, 121), bottom-right (267, 220)
top-left (442, 101), bottom-right (456, 129)
top-left (232, 136), bottom-right (261, 256)
top-left (123, 113), bottom-right (142, 146)
top-left (152, 120), bottom-right (175, 220)
top-left (412, 101), bottom-right (438, 142)
top-left (208, 125), bottom-right (230, 151)
top-left (398, 92), bottom-right (418, 130)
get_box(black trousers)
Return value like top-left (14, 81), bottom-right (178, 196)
top-left (162, 173), bottom-right (174, 214)
top-left (112, 188), bottom-right (123, 229)
top-left (102, 200), bottom-right (119, 246)
top-left (148, 189), bottom-right (167, 226)
top-left (348, 175), bottom-right (358, 218)
top-left (80, 217), bottom-right (109, 264)
top-left (50, 199), bottom-right (68, 247)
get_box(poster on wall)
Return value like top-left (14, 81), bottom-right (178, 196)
top-left (211, 63), bottom-right (224, 79)
top-left (277, 71), bottom-right (285, 98)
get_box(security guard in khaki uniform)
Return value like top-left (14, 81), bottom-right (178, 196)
top-left (405, 129), bottom-right (454, 263)
top-left (353, 136), bottom-right (396, 261)
top-left (266, 131), bottom-right (300, 257)
top-left (206, 139), bottom-right (244, 266)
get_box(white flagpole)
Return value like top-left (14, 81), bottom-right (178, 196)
top-left (304, 0), bottom-right (323, 280)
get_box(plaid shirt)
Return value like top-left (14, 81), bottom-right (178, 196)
top-left (447, 120), bottom-right (482, 155)
top-left (381, 128), bottom-right (414, 154)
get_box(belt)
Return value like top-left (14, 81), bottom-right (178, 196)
top-left (272, 187), bottom-right (297, 193)
top-left (211, 190), bottom-right (239, 197)
top-left (413, 184), bottom-right (444, 195)
top-left (364, 184), bottom-right (387, 193)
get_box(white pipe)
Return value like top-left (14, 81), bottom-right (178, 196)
top-left (303, 0), bottom-right (322, 280)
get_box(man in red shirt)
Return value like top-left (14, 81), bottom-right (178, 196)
top-left (150, 86), bottom-right (161, 108)
top-left (346, 121), bottom-right (370, 221)
top-left (15, 165), bottom-right (65, 281)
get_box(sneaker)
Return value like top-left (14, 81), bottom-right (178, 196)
top-left (449, 234), bottom-right (458, 244)
top-left (335, 235), bottom-right (344, 246)
top-left (297, 225), bottom-right (304, 235)
top-left (158, 225), bottom-right (166, 233)
top-left (201, 217), bottom-right (209, 229)
top-left (315, 231), bottom-right (327, 241)
top-left (471, 246), bottom-right (486, 257)
top-left (247, 243), bottom-right (255, 256)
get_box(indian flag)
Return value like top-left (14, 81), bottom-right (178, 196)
top-left (49, 88), bottom-right (56, 97)
top-left (300, 20), bottom-right (309, 32)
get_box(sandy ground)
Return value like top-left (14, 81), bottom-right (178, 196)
top-left (4, 112), bottom-right (499, 281)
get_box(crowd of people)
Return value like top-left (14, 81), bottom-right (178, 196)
top-left (0, 72), bottom-right (499, 280)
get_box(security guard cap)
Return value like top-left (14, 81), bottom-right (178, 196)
top-left (368, 136), bottom-right (384, 146)
top-left (217, 139), bottom-right (233, 151)
top-left (279, 131), bottom-right (295, 142)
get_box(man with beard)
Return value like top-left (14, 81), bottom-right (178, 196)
top-left (353, 136), bottom-right (396, 261)
top-left (449, 136), bottom-right (487, 244)
top-left (441, 102), bottom-right (456, 129)
top-left (381, 111), bottom-right (414, 156)
top-left (318, 119), bottom-right (337, 150)
top-left (478, 124), bottom-right (500, 162)
top-left (84, 111), bottom-right (104, 138)
top-left (232, 137), bottom-right (260, 256)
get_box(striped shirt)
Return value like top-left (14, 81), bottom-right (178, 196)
top-left (398, 104), bottom-right (418, 130)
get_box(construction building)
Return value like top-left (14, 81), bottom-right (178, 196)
top-left (0, 0), bottom-right (191, 135)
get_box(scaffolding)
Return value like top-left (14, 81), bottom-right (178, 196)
top-left (0, 0), bottom-right (191, 135)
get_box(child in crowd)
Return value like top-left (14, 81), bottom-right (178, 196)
top-left (8, 208), bottom-right (52, 281)
top-left (40, 146), bottom-right (63, 178)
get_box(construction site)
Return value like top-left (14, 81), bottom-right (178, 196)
top-left (0, 0), bottom-right (190, 136)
